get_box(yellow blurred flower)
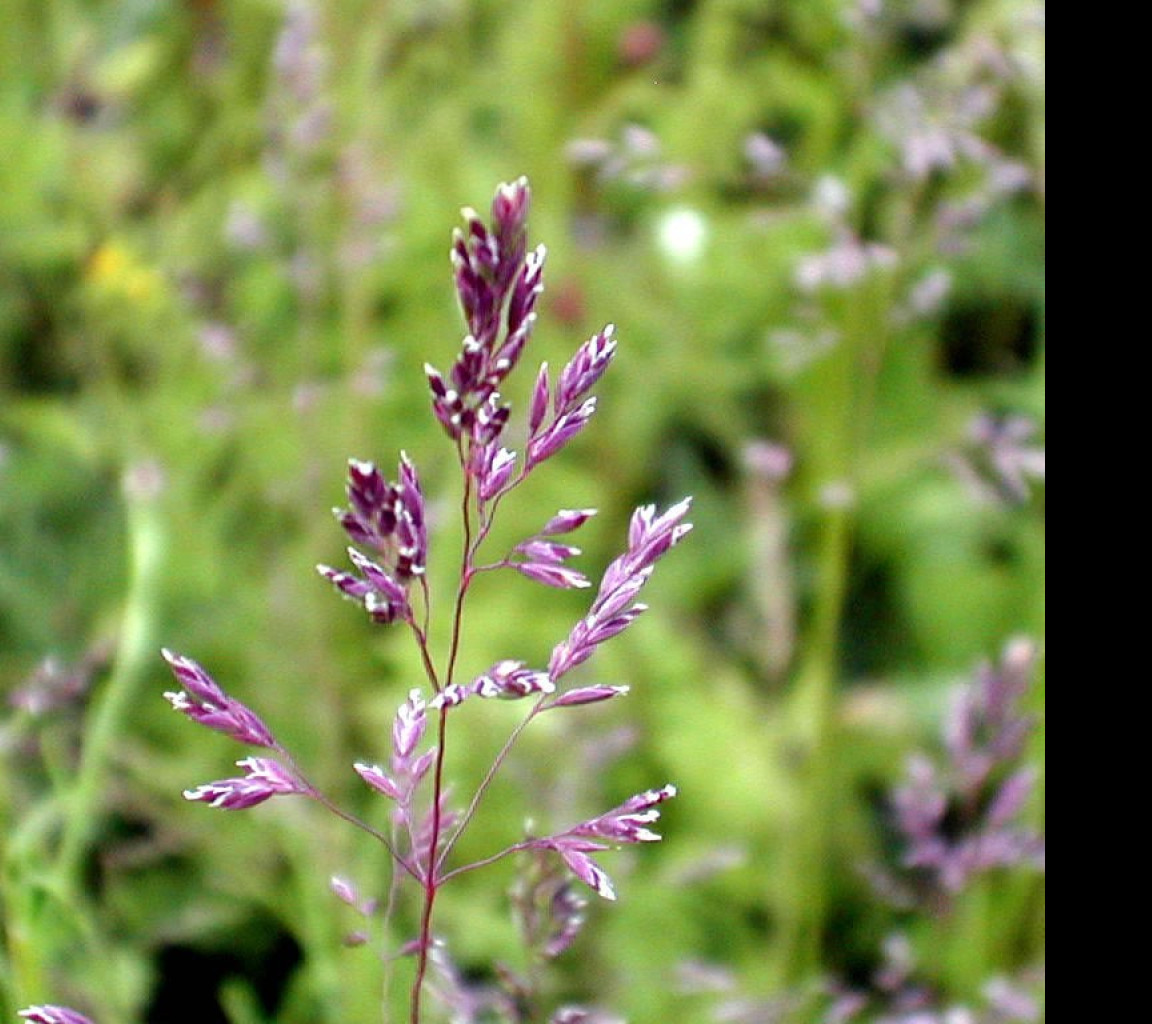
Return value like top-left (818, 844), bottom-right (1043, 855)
top-left (87, 242), bottom-right (162, 304)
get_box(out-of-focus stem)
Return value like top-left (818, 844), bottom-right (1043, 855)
top-left (744, 456), bottom-right (796, 686)
top-left (776, 274), bottom-right (892, 985)
top-left (54, 465), bottom-right (165, 897)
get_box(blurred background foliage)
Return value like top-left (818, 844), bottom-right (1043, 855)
top-left (1, 0), bottom-right (1043, 1021)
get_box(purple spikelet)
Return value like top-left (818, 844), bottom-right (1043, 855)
top-left (317, 453), bottom-right (428, 624)
top-left (162, 649), bottom-right (277, 749)
top-left (183, 756), bottom-right (307, 810)
top-left (19, 1010), bottom-right (96, 1024)
top-left (529, 785), bottom-right (678, 901)
top-left (549, 498), bottom-right (693, 681)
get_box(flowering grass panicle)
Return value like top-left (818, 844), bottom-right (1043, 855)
top-left (13, 178), bottom-right (689, 1024)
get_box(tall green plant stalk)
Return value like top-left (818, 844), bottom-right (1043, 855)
top-left (53, 467), bottom-right (166, 897)
top-left (775, 276), bottom-right (894, 985)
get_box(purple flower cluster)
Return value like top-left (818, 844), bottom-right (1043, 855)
top-left (426, 660), bottom-right (556, 711)
top-left (146, 178), bottom-right (689, 1021)
top-left (423, 178), bottom-right (628, 519)
top-left (318, 454), bottom-right (428, 623)
top-left (827, 642), bottom-right (1046, 1020)
top-left (425, 179), bottom-right (538, 446)
top-left (524, 325), bottom-right (617, 474)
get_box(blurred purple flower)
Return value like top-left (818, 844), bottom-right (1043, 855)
top-left (9, 652), bottom-right (104, 717)
top-left (273, 1), bottom-right (323, 101)
top-left (946, 639), bottom-right (1038, 787)
top-left (768, 327), bottom-right (841, 374)
top-left (270, 0), bottom-right (332, 157)
top-left (511, 849), bottom-right (591, 962)
top-left (551, 1008), bottom-right (625, 1024)
top-left (617, 19), bottom-right (666, 68)
top-left (811, 175), bottom-right (853, 219)
top-left (846, 0), bottom-right (884, 25)
top-left (893, 268), bottom-right (954, 325)
top-left (983, 976), bottom-right (1041, 1022)
top-left (744, 132), bottom-right (788, 180)
top-left (425, 941), bottom-right (520, 1023)
top-left (412, 788), bottom-right (460, 874)
top-left (947, 413), bottom-right (1045, 506)
top-left (874, 80), bottom-right (999, 181)
top-left (868, 35), bottom-right (1036, 256)
top-left (892, 640), bottom-right (1045, 896)
top-left (743, 441), bottom-right (794, 484)
top-left (329, 874), bottom-right (360, 909)
top-left (676, 960), bottom-right (741, 996)
top-left (566, 123), bottom-right (690, 193)
top-left (197, 322), bottom-right (240, 362)
top-left (824, 934), bottom-right (1042, 1024)
top-left (223, 201), bottom-right (269, 251)
top-left (542, 883), bottom-right (589, 958)
top-left (796, 230), bottom-right (898, 292)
